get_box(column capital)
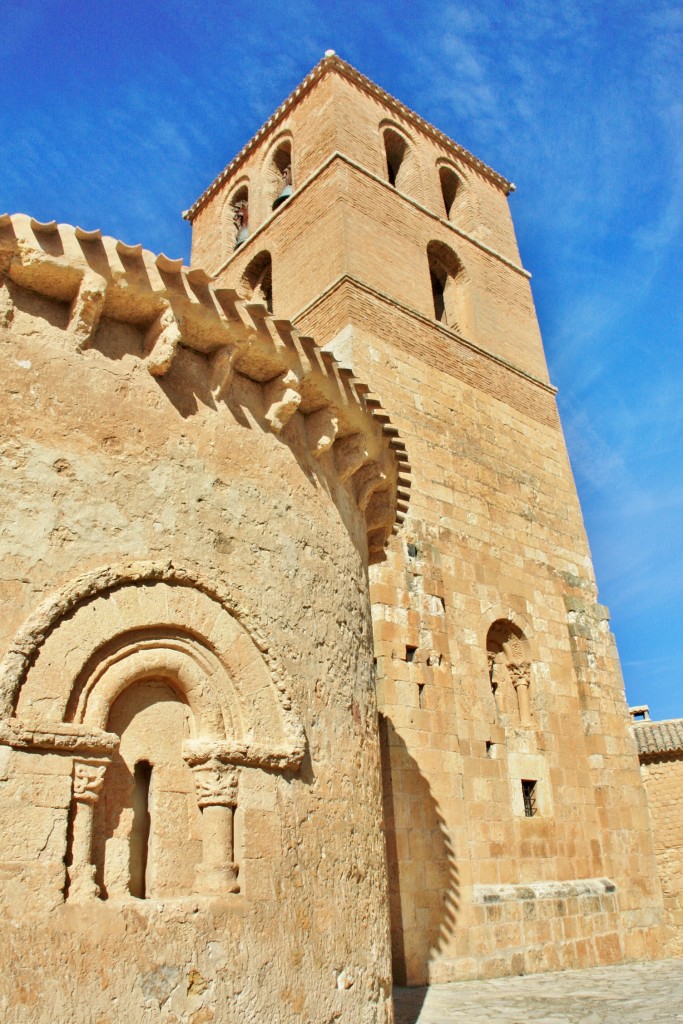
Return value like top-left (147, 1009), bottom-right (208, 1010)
top-left (191, 760), bottom-right (240, 808)
top-left (72, 758), bottom-right (109, 805)
top-left (508, 661), bottom-right (531, 690)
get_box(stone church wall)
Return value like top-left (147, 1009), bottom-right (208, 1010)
top-left (0, 215), bottom-right (401, 1024)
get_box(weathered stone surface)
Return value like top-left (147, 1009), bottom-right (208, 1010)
top-left (0, 211), bottom-right (398, 1022)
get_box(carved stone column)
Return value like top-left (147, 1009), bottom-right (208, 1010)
top-left (509, 662), bottom-right (532, 727)
top-left (190, 761), bottom-right (240, 895)
top-left (68, 758), bottom-right (108, 900)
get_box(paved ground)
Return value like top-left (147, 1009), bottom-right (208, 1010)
top-left (393, 959), bottom-right (683, 1023)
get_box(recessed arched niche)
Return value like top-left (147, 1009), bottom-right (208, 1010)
top-left (241, 249), bottom-right (273, 312)
top-left (228, 181), bottom-right (250, 251)
top-left (3, 564), bottom-right (305, 902)
top-left (92, 677), bottom-right (200, 900)
top-left (268, 137), bottom-right (293, 211)
top-left (426, 239), bottom-right (472, 337)
top-left (486, 618), bottom-right (533, 729)
top-left (380, 122), bottom-right (421, 201)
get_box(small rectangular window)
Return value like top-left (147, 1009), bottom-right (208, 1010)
top-left (521, 779), bottom-right (537, 818)
top-left (405, 645), bottom-right (417, 663)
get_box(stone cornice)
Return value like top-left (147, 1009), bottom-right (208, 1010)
top-left (184, 53), bottom-right (514, 222)
top-left (0, 213), bottom-right (409, 561)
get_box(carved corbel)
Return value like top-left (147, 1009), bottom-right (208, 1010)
top-left (144, 304), bottom-right (182, 376)
top-left (263, 370), bottom-right (301, 434)
top-left (210, 345), bottom-right (238, 401)
top-left (306, 406), bottom-right (339, 457)
top-left (69, 272), bottom-right (107, 352)
top-left (352, 462), bottom-right (387, 512)
top-left (334, 433), bottom-right (369, 481)
top-left (364, 489), bottom-right (394, 532)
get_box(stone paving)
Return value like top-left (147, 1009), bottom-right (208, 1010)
top-left (393, 959), bottom-right (683, 1023)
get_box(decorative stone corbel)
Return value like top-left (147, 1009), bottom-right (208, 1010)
top-left (334, 433), bottom-right (369, 481)
top-left (263, 370), bottom-right (301, 434)
top-left (210, 345), bottom-right (238, 401)
top-left (69, 272), bottom-right (107, 352)
top-left (352, 462), bottom-right (387, 512)
top-left (306, 406), bottom-right (339, 457)
top-left (144, 305), bottom-right (182, 376)
top-left (189, 760), bottom-right (240, 895)
top-left (364, 489), bottom-right (394, 532)
top-left (67, 757), bottom-right (109, 900)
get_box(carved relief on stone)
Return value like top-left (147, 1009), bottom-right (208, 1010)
top-left (507, 661), bottom-right (531, 690)
top-left (73, 759), bottom-right (108, 804)
top-left (191, 761), bottom-right (239, 808)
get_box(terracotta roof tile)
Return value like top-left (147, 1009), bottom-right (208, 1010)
top-left (632, 719), bottom-right (683, 756)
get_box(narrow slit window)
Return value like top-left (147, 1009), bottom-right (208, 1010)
top-left (418, 682), bottom-right (425, 708)
top-left (130, 760), bottom-right (152, 898)
top-left (521, 779), bottom-right (537, 818)
top-left (406, 645), bottom-right (417, 663)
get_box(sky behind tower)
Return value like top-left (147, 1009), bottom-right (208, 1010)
top-left (2, 0), bottom-right (681, 718)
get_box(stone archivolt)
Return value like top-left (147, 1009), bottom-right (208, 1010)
top-left (0, 560), bottom-right (305, 770)
top-left (0, 563), bottom-right (310, 904)
top-left (0, 212), bottom-right (410, 562)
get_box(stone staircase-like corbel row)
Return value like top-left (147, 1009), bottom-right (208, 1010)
top-left (0, 213), bottom-right (412, 563)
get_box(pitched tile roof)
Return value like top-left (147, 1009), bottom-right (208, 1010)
top-left (632, 718), bottom-right (683, 756)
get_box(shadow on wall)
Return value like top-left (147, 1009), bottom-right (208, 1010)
top-left (380, 713), bottom-right (460, 1013)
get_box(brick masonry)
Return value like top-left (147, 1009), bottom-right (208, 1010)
top-left (196, 54), bottom-right (667, 985)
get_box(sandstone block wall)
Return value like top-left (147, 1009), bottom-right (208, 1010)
top-left (0, 215), bottom-right (401, 1023)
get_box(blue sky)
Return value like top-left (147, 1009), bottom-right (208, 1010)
top-left (2, 1), bottom-right (681, 719)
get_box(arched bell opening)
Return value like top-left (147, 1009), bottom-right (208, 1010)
top-left (438, 165), bottom-right (461, 219)
top-left (231, 184), bottom-right (250, 250)
top-left (270, 141), bottom-right (293, 211)
top-left (241, 250), bottom-right (273, 313)
top-left (383, 126), bottom-right (411, 191)
top-left (426, 240), bottom-right (470, 336)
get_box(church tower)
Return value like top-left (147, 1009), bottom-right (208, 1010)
top-left (186, 53), bottom-right (663, 985)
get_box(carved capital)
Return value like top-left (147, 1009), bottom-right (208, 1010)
top-left (508, 662), bottom-right (531, 690)
top-left (191, 761), bottom-right (239, 808)
top-left (73, 758), bottom-right (108, 804)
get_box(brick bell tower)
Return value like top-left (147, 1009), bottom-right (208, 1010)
top-left (185, 54), bottom-right (663, 986)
